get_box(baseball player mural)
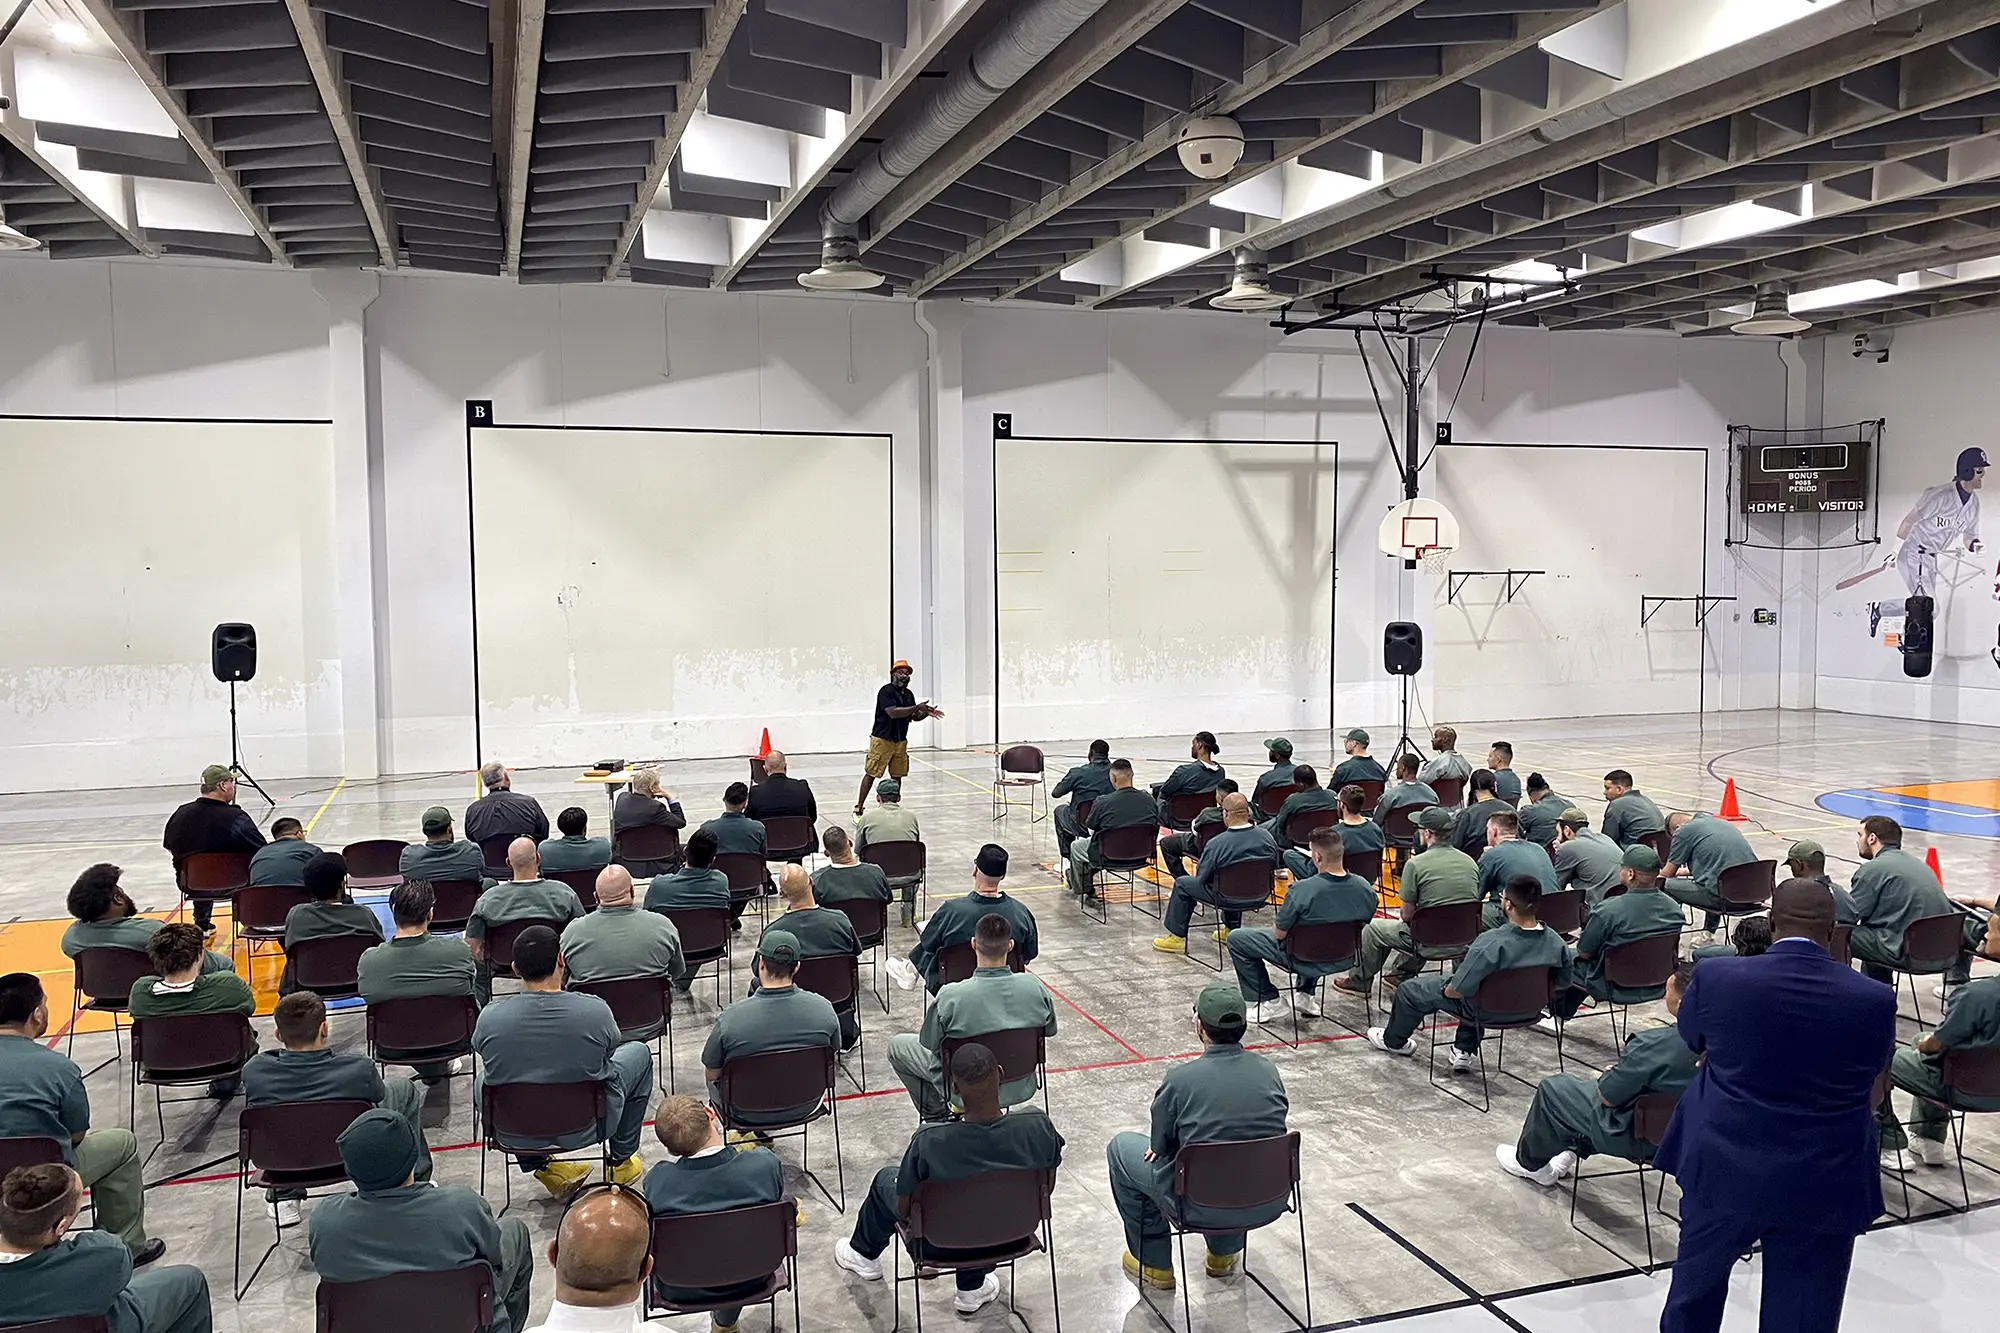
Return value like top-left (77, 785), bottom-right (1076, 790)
top-left (1859, 446), bottom-right (1987, 639)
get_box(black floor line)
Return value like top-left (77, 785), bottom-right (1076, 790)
top-left (1346, 1203), bottom-right (1534, 1333)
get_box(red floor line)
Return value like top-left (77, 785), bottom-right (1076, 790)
top-left (1032, 974), bottom-right (1142, 1057)
top-left (43, 1010), bottom-right (81, 1050)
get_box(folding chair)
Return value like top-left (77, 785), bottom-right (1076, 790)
top-left (715, 1044), bottom-right (845, 1211)
top-left (572, 975), bottom-right (677, 1093)
top-left (1429, 777), bottom-right (1467, 808)
top-left (1349, 780), bottom-right (1386, 814)
top-left (1281, 807), bottom-right (1339, 853)
top-left (315, 1263), bottom-right (494, 1333)
top-left (645, 1200), bottom-right (799, 1328)
top-left (1639, 831), bottom-right (1673, 864)
top-left (1885, 1046), bottom-right (2000, 1215)
top-left (1537, 887), bottom-right (1585, 940)
top-left (1085, 823), bottom-right (1156, 924)
top-left (612, 823), bottom-right (680, 878)
top-left (933, 942), bottom-right (1025, 992)
top-left (1183, 861), bottom-right (1279, 972)
top-left (341, 839), bottom-right (408, 892)
top-left (1697, 860), bottom-right (1776, 936)
top-left (942, 1027), bottom-right (1049, 1116)
top-left (1343, 848), bottom-right (1383, 889)
top-left (1428, 965), bottom-right (1561, 1114)
top-left (68, 946), bottom-right (154, 1080)
top-left (548, 867), bottom-right (600, 910)
top-left (1557, 932), bottom-right (1682, 1067)
top-left (1255, 784), bottom-right (1301, 820)
top-left (427, 879), bottom-right (483, 934)
top-left (478, 1080), bottom-right (611, 1215)
top-left (233, 885), bottom-right (310, 965)
top-left (1394, 899), bottom-right (1483, 1009)
top-left (715, 852), bottom-right (772, 931)
top-left (367, 994), bottom-right (477, 1089)
top-left (1568, 1091), bottom-right (1681, 1269)
top-left (992, 745), bottom-right (1049, 826)
top-left (895, 1169), bottom-right (1060, 1333)
top-left (132, 1012), bottom-right (256, 1165)
top-left (1254, 920), bottom-right (1365, 1047)
top-left (861, 840), bottom-right (928, 921)
top-left (1887, 913), bottom-right (1975, 1029)
top-left (482, 917), bottom-right (569, 981)
top-left (180, 851), bottom-right (252, 946)
top-left (826, 895), bottom-right (892, 1015)
top-left (234, 1098), bottom-right (372, 1297)
top-left (1830, 922), bottom-right (1855, 966)
top-left (1163, 791), bottom-right (1215, 833)
top-left (1145, 1133), bottom-right (1310, 1333)
top-left (762, 815), bottom-right (817, 868)
top-left (794, 953), bottom-right (867, 1091)
top-left (289, 933), bottom-right (378, 1001)
top-left (664, 906), bottom-right (732, 1008)
top-left (477, 838), bottom-right (514, 882)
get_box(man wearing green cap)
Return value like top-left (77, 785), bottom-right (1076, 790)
top-left (855, 777), bottom-right (923, 927)
top-left (1249, 739), bottom-right (1297, 823)
top-left (1552, 846), bottom-right (1686, 1022)
top-left (1786, 840), bottom-right (1859, 923)
top-left (1599, 770), bottom-right (1666, 850)
top-left (310, 1108), bottom-right (533, 1333)
top-left (162, 763), bottom-right (267, 935)
top-left (1229, 828), bottom-right (1378, 1023)
top-left (888, 913), bottom-right (1056, 1121)
top-left (1515, 774), bottom-right (1568, 850)
top-left (1553, 809), bottom-right (1623, 909)
top-left (1331, 729), bottom-right (1386, 789)
top-left (1660, 810), bottom-right (1760, 940)
top-left (1052, 740), bottom-right (1115, 856)
top-left (901, 846), bottom-right (1039, 994)
top-left (1106, 981), bottom-right (1289, 1290)
top-left (1372, 754), bottom-right (1439, 841)
top-left (1334, 806), bottom-right (1480, 997)
top-left (464, 839), bottom-right (587, 1005)
top-left (400, 806), bottom-right (490, 887)
top-left (1475, 810), bottom-right (1554, 931)
top-left (703, 930), bottom-right (841, 1131)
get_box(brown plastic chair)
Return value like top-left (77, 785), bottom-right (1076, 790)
top-left (234, 884), bottom-right (311, 957)
top-left (935, 941), bottom-right (1025, 990)
top-left (367, 994), bottom-right (477, 1083)
top-left (645, 1200), bottom-right (798, 1327)
top-left (1350, 780), bottom-right (1386, 813)
top-left (1070, 798), bottom-right (1095, 828)
top-left (0, 1135), bottom-right (65, 1179)
top-left (826, 895), bottom-right (892, 1015)
top-left (1565, 930), bottom-right (1685, 1049)
top-left (1715, 860), bottom-right (1776, 913)
top-left (289, 933), bottom-right (378, 999)
top-left (1260, 920), bottom-right (1367, 1046)
top-left (1431, 964), bottom-right (1561, 1113)
top-left (941, 1027), bottom-right (1048, 1115)
top-left (546, 867), bottom-right (600, 909)
top-left (794, 953), bottom-right (867, 1090)
top-left (1157, 1133), bottom-right (1309, 1333)
top-left (1537, 887), bottom-right (1585, 938)
top-left (1083, 823), bottom-right (1156, 924)
top-left (427, 879), bottom-right (482, 933)
top-left (1164, 790), bottom-right (1216, 831)
top-left (1568, 1089), bottom-right (1683, 1267)
top-left (1192, 817), bottom-right (1226, 853)
top-left (1430, 776), bottom-right (1467, 807)
top-left (715, 1044), bottom-right (844, 1209)
top-left (762, 815), bottom-right (816, 863)
top-left (861, 839), bottom-right (929, 918)
top-left (6, 1319), bottom-right (109, 1333)
top-left (993, 745), bottom-right (1049, 825)
top-left (477, 838), bottom-right (514, 880)
top-left (713, 852), bottom-right (770, 929)
top-left (315, 1263), bottom-right (495, 1333)
top-left (131, 1011), bottom-right (256, 1149)
top-left (895, 1169), bottom-right (1058, 1330)
top-left (483, 917), bottom-right (568, 979)
top-left (1639, 831), bottom-right (1674, 864)
top-left (181, 851), bottom-right (252, 938)
top-left (1282, 806), bottom-right (1340, 850)
top-left (341, 839), bottom-right (408, 891)
top-left (1830, 922), bottom-right (1854, 966)
top-left (1890, 912), bottom-right (1976, 1028)
top-left (1344, 848), bottom-right (1383, 888)
top-left (479, 1080), bottom-right (610, 1211)
top-left (234, 1098), bottom-right (372, 1297)
top-left (68, 946), bottom-right (155, 1075)
top-left (663, 906), bottom-right (731, 1006)
top-left (1185, 860), bottom-right (1279, 972)
top-left (1257, 783), bottom-right (1302, 818)
top-left (613, 823), bottom-right (680, 873)
top-left (1408, 899), bottom-right (1482, 962)
top-left (572, 976), bottom-right (677, 1091)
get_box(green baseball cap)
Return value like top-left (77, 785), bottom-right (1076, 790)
top-left (876, 777), bottom-right (901, 800)
top-left (1622, 845), bottom-right (1661, 872)
top-left (1344, 728), bottom-right (1370, 744)
top-left (1417, 806), bottom-right (1455, 833)
top-left (758, 929), bottom-right (801, 964)
top-left (1263, 737), bottom-right (1294, 757)
top-left (1557, 807), bottom-right (1590, 828)
top-left (1193, 981), bottom-right (1246, 1032)
top-left (1787, 839), bottom-right (1823, 863)
top-left (200, 764), bottom-right (232, 791)
top-left (421, 805), bottom-right (453, 835)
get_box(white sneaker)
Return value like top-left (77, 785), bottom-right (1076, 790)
top-left (448, 1056), bottom-right (470, 1075)
top-left (887, 959), bottom-right (921, 992)
top-left (1933, 981), bottom-right (1953, 1000)
top-left (953, 1274), bottom-right (1000, 1315)
top-left (1548, 1151), bottom-right (1579, 1181)
top-left (1879, 1150), bottom-right (1908, 1174)
top-left (833, 1237), bottom-right (882, 1281)
top-left (1293, 990), bottom-right (1322, 1018)
top-left (1909, 1137), bottom-right (1951, 1168)
top-left (1688, 930), bottom-right (1717, 951)
top-left (269, 1198), bottom-right (303, 1228)
top-left (1367, 1027), bottom-right (1417, 1057)
top-left (1246, 999), bottom-right (1283, 1025)
top-left (1494, 1143), bottom-right (1564, 1188)
top-left (1534, 1016), bottom-right (1561, 1036)
top-left (1448, 1048), bottom-right (1478, 1073)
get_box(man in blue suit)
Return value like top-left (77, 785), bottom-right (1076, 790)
top-left (1655, 878), bottom-right (1896, 1333)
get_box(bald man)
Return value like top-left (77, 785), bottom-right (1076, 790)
top-left (463, 838), bottom-right (588, 1004)
top-left (1153, 793), bottom-right (1279, 955)
top-left (762, 865), bottom-right (863, 1049)
top-left (559, 866), bottom-right (686, 990)
top-left (527, 1185), bottom-right (653, 1331)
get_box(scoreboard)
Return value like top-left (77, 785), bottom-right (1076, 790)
top-left (1740, 438), bottom-right (1871, 514)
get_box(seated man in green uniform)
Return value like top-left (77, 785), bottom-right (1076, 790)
top-left (1157, 779), bottom-right (1236, 882)
top-left (1286, 782), bottom-right (1384, 884)
top-left (61, 864), bottom-right (231, 975)
top-left (1230, 829), bottom-right (1378, 1024)
top-left (1486, 742), bottom-right (1523, 805)
top-left (1516, 774), bottom-right (1568, 849)
top-left (834, 1042), bottom-right (1065, 1317)
top-left (1451, 770), bottom-right (1515, 859)
top-left (1107, 983), bottom-right (1289, 1291)
top-left (1152, 731), bottom-right (1226, 829)
top-left (1476, 810), bottom-right (1555, 930)
top-left (1333, 806), bottom-right (1480, 998)
top-left (0, 974), bottom-right (163, 1266)
top-left (558, 865), bottom-right (685, 990)
top-left (472, 926), bottom-right (654, 1197)
top-left (888, 914), bottom-right (1056, 1121)
top-left (642, 1095), bottom-right (786, 1333)
top-left (1600, 770), bottom-right (1666, 850)
top-left (1553, 808), bottom-right (1624, 910)
top-left (310, 1109), bottom-right (533, 1333)
top-left (0, 1163), bottom-right (211, 1333)
top-left (1498, 961), bottom-right (1700, 1187)
top-left (399, 805), bottom-right (491, 887)
top-left (702, 930), bottom-right (841, 1133)
top-left (357, 879), bottom-right (478, 1082)
top-left (1849, 815), bottom-right (1984, 988)
top-left (644, 829), bottom-right (733, 973)
top-left (1154, 793), bottom-right (1278, 955)
top-left (1066, 761), bottom-right (1160, 903)
top-left (1248, 738), bottom-right (1297, 823)
top-left (1692, 912), bottom-right (1773, 962)
top-left (128, 924), bottom-right (255, 1099)
top-left (465, 838), bottom-right (587, 1005)
top-left (278, 852), bottom-right (383, 996)
top-left (1659, 810), bottom-right (1760, 940)
top-left (811, 826), bottom-right (894, 918)
top-left (538, 806), bottom-right (613, 877)
top-left (1877, 909), bottom-right (2000, 1166)
top-left (1270, 764), bottom-right (1341, 854)
top-left (899, 845), bottom-right (1039, 993)
top-left (1052, 740), bottom-right (1115, 855)
top-left (1368, 876), bottom-right (1574, 1070)
top-left (1785, 839), bottom-right (1858, 922)
top-left (701, 783), bottom-right (772, 924)
top-left (1331, 728), bottom-right (1388, 789)
top-left (1373, 754), bottom-right (1438, 844)
top-left (1552, 846), bottom-right (1686, 1023)
top-left (248, 817), bottom-right (319, 886)
top-left (854, 777), bottom-right (922, 927)
top-left (244, 991), bottom-right (431, 1228)
top-left (1418, 726), bottom-right (1473, 801)
top-left (762, 865), bottom-right (862, 1050)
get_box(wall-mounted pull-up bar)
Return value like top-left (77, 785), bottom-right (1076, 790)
top-left (1641, 595), bottom-right (1736, 628)
top-left (1446, 569), bottom-right (1544, 607)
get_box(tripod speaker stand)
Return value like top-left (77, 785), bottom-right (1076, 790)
top-left (1384, 622), bottom-right (1425, 766)
top-left (212, 623), bottom-right (273, 809)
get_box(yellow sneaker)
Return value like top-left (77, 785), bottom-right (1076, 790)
top-left (711, 1321), bottom-right (739, 1333)
top-left (725, 1129), bottom-right (766, 1149)
top-left (1205, 1250), bottom-right (1240, 1277)
top-left (1152, 935), bottom-right (1187, 955)
top-left (608, 1155), bottom-right (643, 1188)
top-left (533, 1161), bottom-right (592, 1200)
top-left (1121, 1250), bottom-right (1176, 1290)
top-left (1212, 928), bottom-right (1232, 942)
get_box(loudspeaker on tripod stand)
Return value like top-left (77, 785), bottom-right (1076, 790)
top-left (1384, 622), bottom-right (1423, 675)
top-left (211, 623), bottom-right (257, 682)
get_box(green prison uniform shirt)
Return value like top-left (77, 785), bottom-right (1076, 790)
top-left (280, 900), bottom-right (384, 993)
top-left (399, 837), bottom-right (489, 885)
top-left (771, 905), bottom-right (860, 961)
top-left (1088, 785), bottom-right (1161, 833)
top-left (699, 811), bottom-right (768, 857)
top-left (463, 878), bottom-right (585, 942)
top-left (1667, 813), bottom-right (1757, 890)
top-left (1157, 759), bottom-right (1226, 800)
top-left (129, 970), bottom-right (255, 1019)
top-left (249, 838), bottom-right (321, 886)
top-left (1516, 792), bottom-right (1569, 848)
top-left (642, 1144), bottom-right (785, 1232)
top-left (1592, 1025), bottom-right (1699, 1160)
top-left (60, 917), bottom-right (234, 974)
top-left (1572, 888), bottom-right (1686, 1000)
top-left (1601, 790), bottom-right (1667, 849)
top-left (309, 1185), bottom-right (512, 1320)
top-left (644, 866), bottom-right (730, 915)
top-left (855, 803), bottom-right (921, 852)
top-left (0, 1229), bottom-right (153, 1333)
top-left (1148, 1046), bottom-right (1288, 1232)
top-left (1452, 796), bottom-right (1516, 858)
top-left (896, 1107), bottom-right (1064, 1196)
top-left (559, 904), bottom-right (685, 985)
top-left (701, 986), bottom-right (840, 1079)
top-left (1331, 755), bottom-right (1388, 788)
top-left (0, 1033), bottom-right (90, 1164)
top-left (536, 833), bottom-right (612, 876)
top-left (1271, 788), bottom-right (1340, 843)
top-left (1191, 824), bottom-right (1278, 889)
top-left (1492, 768), bottom-right (1523, 804)
top-left (1334, 817), bottom-right (1386, 858)
top-left (1276, 872), bottom-right (1378, 977)
top-left (812, 861), bottom-right (893, 907)
top-left (1477, 840), bottom-right (1556, 906)
top-left (1250, 761), bottom-right (1297, 818)
top-left (908, 892), bottom-right (1040, 992)
top-left (1925, 976), bottom-right (2000, 1070)
top-left (358, 932), bottom-right (478, 1004)
top-left (1554, 829), bottom-right (1625, 907)
top-left (1052, 760), bottom-right (1115, 806)
top-left (1373, 780), bottom-right (1439, 827)
top-left (1185, 804), bottom-right (1225, 841)
top-left (919, 968), bottom-right (1058, 1109)
top-left (1449, 924), bottom-right (1573, 1016)
top-left (472, 990), bottom-right (625, 1152)
top-left (244, 1047), bottom-right (383, 1105)
top-left (1850, 846), bottom-right (1956, 955)
top-left (1401, 844), bottom-right (1482, 914)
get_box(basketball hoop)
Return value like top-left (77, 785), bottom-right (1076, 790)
top-left (1379, 497), bottom-right (1460, 575)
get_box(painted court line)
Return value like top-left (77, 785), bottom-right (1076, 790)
top-left (1034, 973), bottom-right (1142, 1057)
top-left (302, 777), bottom-right (348, 836)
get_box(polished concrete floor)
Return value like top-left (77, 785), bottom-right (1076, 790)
top-left (1, 710), bottom-right (1996, 1333)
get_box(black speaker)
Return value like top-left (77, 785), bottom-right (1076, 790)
top-left (1384, 622), bottom-right (1424, 676)
top-left (1902, 596), bottom-right (1933, 679)
top-left (212, 623), bottom-right (257, 683)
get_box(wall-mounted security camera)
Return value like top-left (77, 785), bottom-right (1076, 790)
top-left (0, 95), bottom-right (11, 112)
top-left (1852, 330), bottom-right (1893, 363)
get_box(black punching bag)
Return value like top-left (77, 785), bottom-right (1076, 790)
top-left (1902, 596), bottom-right (1933, 679)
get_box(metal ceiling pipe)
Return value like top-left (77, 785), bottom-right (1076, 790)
top-left (819, 0), bottom-right (1111, 241)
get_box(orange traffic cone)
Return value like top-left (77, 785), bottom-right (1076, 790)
top-left (1718, 777), bottom-right (1744, 821)
top-left (1926, 846), bottom-right (1943, 885)
top-left (758, 728), bottom-right (772, 759)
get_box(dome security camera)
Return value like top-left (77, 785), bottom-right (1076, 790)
top-left (1176, 116), bottom-right (1245, 180)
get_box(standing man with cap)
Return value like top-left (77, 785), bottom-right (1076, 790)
top-left (162, 763), bottom-right (266, 936)
top-left (1106, 982), bottom-right (1289, 1291)
top-left (1334, 806), bottom-right (1480, 999)
top-left (466, 762), bottom-right (551, 852)
top-left (1154, 793), bottom-right (1277, 955)
top-left (1599, 770), bottom-right (1666, 850)
top-left (1250, 739), bottom-right (1297, 821)
top-left (1554, 808), bottom-right (1625, 910)
top-left (887, 914), bottom-right (1056, 1120)
top-left (894, 846), bottom-right (1038, 994)
top-left (701, 930), bottom-right (841, 1135)
top-left (1331, 730), bottom-right (1387, 789)
top-left (857, 659), bottom-right (941, 819)
top-left (310, 1108), bottom-right (534, 1333)
top-left (401, 806), bottom-right (490, 885)
top-left (1152, 732), bottom-right (1225, 827)
top-left (1660, 810), bottom-right (1760, 942)
top-left (1654, 879), bottom-right (1896, 1333)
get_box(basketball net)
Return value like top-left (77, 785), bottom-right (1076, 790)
top-left (1419, 546), bottom-right (1453, 576)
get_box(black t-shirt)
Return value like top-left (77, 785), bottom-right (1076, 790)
top-left (873, 683), bottom-right (917, 741)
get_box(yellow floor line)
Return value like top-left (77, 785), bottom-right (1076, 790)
top-left (303, 776), bottom-right (347, 836)
top-left (910, 753), bottom-right (996, 798)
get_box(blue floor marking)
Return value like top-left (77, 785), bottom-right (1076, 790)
top-left (1816, 789), bottom-right (2000, 839)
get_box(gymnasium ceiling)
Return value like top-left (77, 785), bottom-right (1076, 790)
top-left (6, 0), bottom-right (2000, 335)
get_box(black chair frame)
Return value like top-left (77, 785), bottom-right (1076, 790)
top-left (314, 1263), bottom-right (495, 1333)
top-left (1138, 1133), bottom-right (1311, 1333)
top-left (571, 975), bottom-right (678, 1095)
top-left (1882, 1047), bottom-right (2000, 1217)
top-left (131, 1013), bottom-right (256, 1176)
top-left (891, 1169), bottom-right (1060, 1333)
top-left (825, 896), bottom-right (893, 1017)
top-left (234, 1098), bottom-right (373, 1298)
top-left (715, 1045), bottom-right (846, 1213)
top-left (68, 946), bottom-right (154, 1084)
top-left (477, 1080), bottom-right (613, 1217)
top-left (366, 995), bottom-right (478, 1094)
top-left (1083, 823), bottom-right (1155, 925)
top-left (643, 1201), bottom-right (800, 1329)
top-left (794, 953), bottom-right (868, 1094)
top-left (1564, 1092), bottom-right (1681, 1272)
top-left (1181, 861), bottom-right (1279, 973)
top-left (1426, 967), bottom-right (1562, 1114)
top-left (1252, 920), bottom-right (1365, 1048)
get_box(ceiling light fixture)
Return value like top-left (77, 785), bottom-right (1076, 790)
top-left (1730, 281), bottom-right (1812, 336)
top-left (797, 229), bottom-right (883, 292)
top-left (1209, 247), bottom-right (1291, 312)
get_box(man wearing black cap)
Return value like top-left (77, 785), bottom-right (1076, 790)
top-left (893, 845), bottom-right (1039, 994)
top-left (1106, 981), bottom-right (1289, 1291)
top-left (887, 914), bottom-right (1056, 1121)
top-left (162, 762), bottom-right (267, 935)
top-left (400, 806), bottom-right (490, 886)
top-left (1249, 738), bottom-right (1297, 822)
top-left (1152, 732), bottom-right (1225, 829)
top-left (309, 1108), bottom-right (533, 1333)
top-left (702, 929), bottom-right (841, 1133)
top-left (1331, 729), bottom-right (1387, 789)
top-left (1051, 740), bottom-right (1115, 856)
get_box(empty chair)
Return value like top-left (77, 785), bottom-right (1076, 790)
top-left (612, 823), bottom-right (680, 876)
top-left (341, 840), bottom-right (408, 892)
top-left (234, 1099), bottom-right (373, 1297)
top-left (762, 815), bottom-right (816, 864)
top-left (315, 1264), bottom-right (495, 1333)
top-left (992, 745), bottom-right (1049, 824)
top-left (645, 1200), bottom-right (798, 1327)
top-left (1885, 913), bottom-right (1982, 1029)
top-left (289, 934), bottom-right (377, 1001)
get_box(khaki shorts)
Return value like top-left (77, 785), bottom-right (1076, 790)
top-left (865, 736), bottom-right (910, 779)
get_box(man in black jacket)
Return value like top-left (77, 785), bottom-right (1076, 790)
top-left (162, 763), bottom-right (265, 935)
top-left (610, 768), bottom-right (685, 877)
top-left (747, 751), bottom-right (817, 860)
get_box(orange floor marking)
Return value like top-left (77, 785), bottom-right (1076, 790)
top-left (1879, 779), bottom-right (2000, 810)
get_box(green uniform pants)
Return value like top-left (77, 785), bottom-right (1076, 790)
top-left (1345, 919), bottom-right (1427, 988)
top-left (1228, 929), bottom-right (1336, 1004)
top-left (496, 1215), bottom-right (535, 1333)
top-left (887, 1033), bottom-right (948, 1122)
top-left (1514, 1072), bottom-right (1608, 1172)
top-left (74, 1127), bottom-right (149, 1254)
top-left (1106, 1131), bottom-right (1244, 1272)
top-left (1054, 806), bottom-right (1085, 860)
top-left (1281, 849), bottom-right (1313, 883)
top-left (1876, 1045), bottom-right (2000, 1149)
top-left (127, 1263), bottom-right (214, 1333)
top-left (1064, 836), bottom-right (1102, 899)
top-left (1158, 833), bottom-right (1198, 880)
top-left (1662, 879), bottom-right (1725, 932)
